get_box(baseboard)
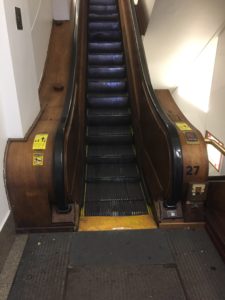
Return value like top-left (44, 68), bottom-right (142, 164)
top-left (0, 212), bottom-right (16, 273)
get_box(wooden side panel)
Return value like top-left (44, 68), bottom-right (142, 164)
top-left (118, 0), bottom-right (209, 222)
top-left (206, 180), bottom-right (225, 261)
top-left (134, 0), bottom-right (149, 35)
top-left (5, 20), bottom-right (74, 231)
top-left (119, 0), bottom-right (171, 205)
top-left (64, 0), bottom-right (88, 206)
top-left (155, 90), bottom-right (209, 186)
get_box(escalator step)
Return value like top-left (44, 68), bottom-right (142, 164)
top-left (86, 163), bottom-right (140, 182)
top-left (89, 0), bottom-right (117, 5)
top-left (88, 66), bottom-right (126, 79)
top-left (88, 54), bottom-right (124, 65)
top-left (89, 13), bottom-right (119, 21)
top-left (87, 94), bottom-right (129, 108)
top-left (87, 108), bottom-right (130, 125)
top-left (88, 42), bottom-right (122, 53)
top-left (89, 30), bottom-right (122, 42)
top-left (85, 200), bottom-right (148, 216)
top-left (89, 22), bottom-right (120, 31)
top-left (87, 145), bottom-right (136, 163)
top-left (89, 5), bottom-right (117, 14)
top-left (85, 182), bottom-right (145, 202)
top-left (87, 126), bottom-right (133, 144)
top-left (88, 79), bottom-right (127, 93)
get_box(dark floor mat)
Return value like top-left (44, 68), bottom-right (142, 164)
top-left (167, 229), bottom-right (225, 300)
top-left (7, 229), bottom-right (225, 300)
top-left (65, 264), bottom-right (186, 300)
top-left (69, 230), bottom-right (174, 267)
top-left (8, 233), bottom-right (72, 300)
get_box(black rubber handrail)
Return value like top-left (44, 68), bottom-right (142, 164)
top-left (53, 0), bottom-right (81, 213)
top-left (129, 1), bottom-right (183, 208)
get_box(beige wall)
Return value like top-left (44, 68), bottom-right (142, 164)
top-left (27, 0), bottom-right (53, 83)
top-left (143, 0), bottom-right (225, 89)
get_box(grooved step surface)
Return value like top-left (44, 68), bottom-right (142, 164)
top-left (88, 13), bottom-right (119, 21)
top-left (85, 182), bottom-right (145, 202)
top-left (87, 108), bottom-right (130, 125)
top-left (87, 145), bottom-right (135, 163)
top-left (84, 199), bottom-right (148, 216)
top-left (87, 94), bottom-right (128, 108)
top-left (88, 42), bottom-right (122, 53)
top-left (89, 5), bottom-right (117, 14)
top-left (89, 0), bottom-right (116, 4)
top-left (89, 22), bottom-right (120, 31)
top-left (89, 30), bottom-right (122, 42)
top-left (87, 126), bottom-right (133, 144)
top-left (88, 66), bottom-right (126, 79)
top-left (88, 54), bottom-right (124, 65)
top-left (85, 0), bottom-right (147, 217)
top-left (88, 79), bottom-right (127, 93)
top-left (86, 163), bottom-right (140, 182)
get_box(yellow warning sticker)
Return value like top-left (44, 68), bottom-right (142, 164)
top-left (33, 153), bottom-right (44, 166)
top-left (175, 122), bottom-right (192, 131)
top-left (32, 134), bottom-right (48, 150)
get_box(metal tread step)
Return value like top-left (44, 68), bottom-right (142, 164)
top-left (87, 108), bottom-right (130, 125)
top-left (88, 13), bottom-right (119, 21)
top-left (86, 126), bottom-right (133, 144)
top-left (88, 54), bottom-right (124, 65)
top-left (85, 182), bottom-right (146, 202)
top-left (84, 200), bottom-right (148, 216)
top-left (88, 42), bottom-right (122, 53)
top-left (89, 5), bottom-right (118, 14)
top-left (87, 94), bottom-right (129, 108)
top-left (88, 22), bottom-right (120, 31)
top-left (88, 66), bottom-right (126, 79)
top-left (86, 163), bottom-right (140, 182)
top-left (86, 144), bottom-right (136, 163)
top-left (89, 0), bottom-right (117, 5)
top-left (89, 30), bottom-right (122, 42)
top-left (88, 79), bottom-right (127, 93)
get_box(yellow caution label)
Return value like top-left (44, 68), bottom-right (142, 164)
top-left (33, 153), bottom-right (44, 166)
top-left (32, 134), bottom-right (48, 150)
top-left (175, 122), bottom-right (192, 131)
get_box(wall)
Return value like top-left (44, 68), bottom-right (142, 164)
top-left (0, 96), bottom-right (10, 230)
top-left (205, 28), bottom-right (225, 175)
top-left (3, 0), bottom-right (40, 135)
top-left (27, 0), bottom-right (53, 83)
top-left (143, 0), bottom-right (225, 89)
top-left (206, 28), bottom-right (225, 144)
top-left (53, 0), bottom-right (71, 21)
top-left (142, 0), bottom-right (225, 175)
top-left (143, 0), bottom-right (155, 20)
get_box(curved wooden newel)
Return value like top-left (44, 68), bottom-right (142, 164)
top-left (5, 19), bottom-right (75, 232)
top-left (155, 90), bottom-right (209, 221)
top-left (118, 0), bottom-right (209, 223)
